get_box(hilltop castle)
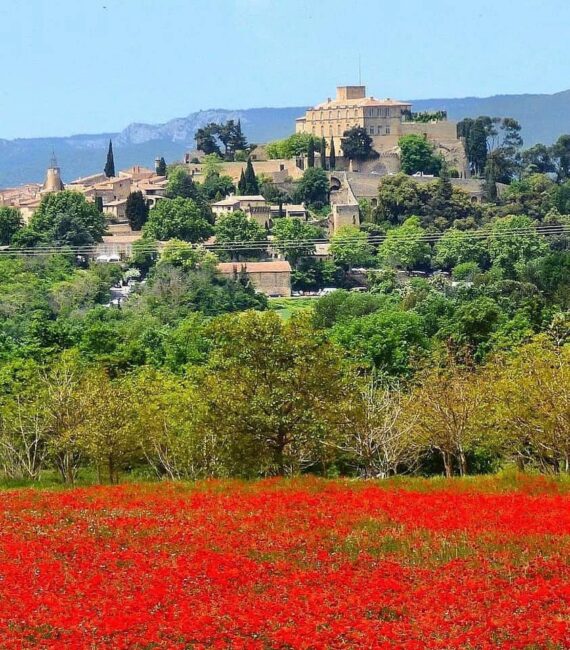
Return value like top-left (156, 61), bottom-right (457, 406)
top-left (296, 86), bottom-right (467, 175)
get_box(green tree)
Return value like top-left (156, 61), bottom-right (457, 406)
top-left (201, 311), bottom-right (351, 475)
top-left (296, 167), bottom-right (329, 206)
top-left (214, 210), bottom-right (267, 260)
top-left (307, 137), bottom-right (315, 168)
top-left (441, 296), bottom-right (502, 359)
top-left (329, 137), bottom-right (336, 170)
top-left (25, 191), bottom-right (106, 246)
top-left (0, 207), bottom-right (23, 245)
top-left (272, 218), bottom-right (323, 266)
top-left (458, 118), bottom-right (489, 176)
top-left (238, 169), bottom-right (247, 194)
top-left (166, 167), bottom-right (200, 200)
top-left (488, 215), bottom-right (549, 277)
top-left (130, 238), bottom-right (159, 273)
top-left (266, 133), bottom-right (314, 159)
top-left (434, 228), bottom-right (489, 270)
top-left (201, 153), bottom-right (223, 178)
top-left (552, 134), bottom-right (570, 180)
top-left (195, 124), bottom-right (222, 156)
top-left (125, 191), bottom-right (149, 231)
top-left (104, 139), bottom-right (115, 178)
top-left (156, 157), bottom-right (167, 176)
top-left (521, 144), bottom-right (555, 175)
top-left (374, 174), bottom-right (428, 225)
top-left (409, 364), bottom-right (489, 477)
top-left (330, 309), bottom-right (428, 376)
top-left (330, 225), bottom-right (373, 269)
top-left (229, 119), bottom-right (248, 154)
top-left (200, 173), bottom-right (235, 201)
top-left (399, 134), bottom-right (443, 176)
top-left (157, 239), bottom-right (218, 272)
top-left (243, 159), bottom-right (259, 195)
top-left (321, 137), bottom-right (327, 169)
top-left (76, 368), bottom-right (139, 483)
top-left (377, 217), bottom-right (431, 270)
top-left (341, 126), bottom-right (374, 161)
top-left (143, 198), bottom-right (213, 242)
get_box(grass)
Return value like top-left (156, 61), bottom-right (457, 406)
top-left (2, 468), bottom-right (570, 493)
top-left (268, 296), bottom-right (317, 320)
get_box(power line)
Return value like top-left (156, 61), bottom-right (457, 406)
top-left (0, 225), bottom-right (568, 257)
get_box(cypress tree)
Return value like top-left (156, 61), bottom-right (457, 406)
top-left (329, 137), bottom-right (336, 170)
top-left (126, 191), bottom-right (149, 231)
top-left (244, 158), bottom-right (259, 195)
top-left (307, 138), bottom-right (315, 168)
top-left (231, 119), bottom-right (248, 153)
top-left (156, 157), bottom-right (167, 176)
top-left (238, 169), bottom-right (247, 194)
top-left (94, 196), bottom-right (104, 213)
top-left (104, 139), bottom-right (116, 178)
top-left (321, 137), bottom-right (327, 169)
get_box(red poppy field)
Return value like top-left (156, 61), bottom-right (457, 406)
top-left (0, 477), bottom-right (569, 649)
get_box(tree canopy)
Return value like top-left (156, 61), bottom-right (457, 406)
top-left (20, 191), bottom-right (106, 247)
top-left (341, 126), bottom-right (375, 161)
top-left (399, 134), bottom-right (443, 176)
top-left (143, 198), bottom-right (213, 243)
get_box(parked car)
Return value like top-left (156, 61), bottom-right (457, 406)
top-left (319, 287), bottom-right (338, 296)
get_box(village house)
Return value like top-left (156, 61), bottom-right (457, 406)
top-left (217, 260), bottom-right (292, 297)
top-left (211, 194), bottom-right (268, 217)
top-left (270, 203), bottom-right (308, 220)
top-left (1, 157), bottom-right (169, 232)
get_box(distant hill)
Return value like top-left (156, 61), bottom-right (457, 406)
top-left (2, 90), bottom-right (570, 187)
top-left (0, 108), bottom-right (307, 187)
top-left (409, 90), bottom-right (570, 147)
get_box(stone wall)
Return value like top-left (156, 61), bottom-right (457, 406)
top-left (186, 159), bottom-right (304, 184)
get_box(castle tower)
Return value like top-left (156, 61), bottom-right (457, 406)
top-left (42, 153), bottom-right (64, 193)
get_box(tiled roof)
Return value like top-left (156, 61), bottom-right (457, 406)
top-left (212, 195), bottom-right (267, 206)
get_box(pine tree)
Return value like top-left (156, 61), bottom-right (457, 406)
top-left (156, 157), bottom-right (167, 176)
top-left (126, 191), bottom-right (149, 231)
top-left (244, 159), bottom-right (259, 195)
top-left (230, 119), bottom-right (248, 154)
top-left (307, 138), bottom-right (315, 168)
top-left (104, 140), bottom-right (116, 178)
top-left (238, 169), bottom-right (247, 194)
top-left (329, 138), bottom-right (336, 170)
top-left (321, 137), bottom-right (327, 169)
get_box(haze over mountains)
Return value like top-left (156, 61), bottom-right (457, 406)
top-left (2, 89), bottom-right (570, 187)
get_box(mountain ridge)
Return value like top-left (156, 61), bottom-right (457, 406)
top-left (2, 90), bottom-right (570, 187)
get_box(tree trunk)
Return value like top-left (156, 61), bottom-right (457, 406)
top-left (441, 450), bottom-right (453, 478)
top-left (458, 447), bottom-right (468, 477)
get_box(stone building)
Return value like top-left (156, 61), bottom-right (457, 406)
top-left (211, 194), bottom-right (268, 217)
top-left (296, 86), bottom-right (411, 147)
top-left (217, 260), bottom-right (292, 297)
top-left (296, 86), bottom-right (467, 175)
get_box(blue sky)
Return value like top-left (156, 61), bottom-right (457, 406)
top-left (1, 0), bottom-right (569, 139)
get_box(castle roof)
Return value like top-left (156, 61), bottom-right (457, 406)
top-left (312, 97), bottom-right (411, 110)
